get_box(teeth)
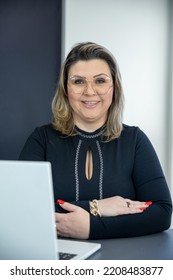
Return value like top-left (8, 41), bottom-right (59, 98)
top-left (83, 102), bottom-right (98, 105)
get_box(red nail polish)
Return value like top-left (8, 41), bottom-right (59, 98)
top-left (57, 199), bottom-right (65, 205)
top-left (145, 201), bottom-right (152, 206)
top-left (139, 207), bottom-right (146, 210)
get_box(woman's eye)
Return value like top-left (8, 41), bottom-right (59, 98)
top-left (95, 78), bottom-right (106, 84)
top-left (74, 79), bottom-right (85, 85)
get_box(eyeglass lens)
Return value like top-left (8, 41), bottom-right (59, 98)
top-left (68, 75), bottom-right (112, 95)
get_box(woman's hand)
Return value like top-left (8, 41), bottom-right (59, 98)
top-left (98, 196), bottom-right (152, 217)
top-left (55, 201), bottom-right (90, 239)
top-left (55, 197), bottom-right (152, 238)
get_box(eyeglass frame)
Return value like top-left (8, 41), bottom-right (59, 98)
top-left (67, 74), bottom-right (113, 95)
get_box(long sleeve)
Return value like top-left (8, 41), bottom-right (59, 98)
top-left (89, 129), bottom-right (172, 239)
top-left (19, 125), bottom-right (90, 212)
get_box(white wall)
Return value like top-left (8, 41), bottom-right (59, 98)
top-left (62, 0), bottom-right (172, 199)
top-left (170, 0), bottom-right (173, 203)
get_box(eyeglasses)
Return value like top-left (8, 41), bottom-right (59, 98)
top-left (68, 74), bottom-right (113, 95)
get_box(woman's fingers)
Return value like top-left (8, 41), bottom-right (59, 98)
top-left (125, 199), bottom-right (152, 209)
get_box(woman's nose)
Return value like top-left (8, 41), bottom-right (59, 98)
top-left (84, 81), bottom-right (96, 95)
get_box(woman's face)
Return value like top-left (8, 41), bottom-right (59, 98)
top-left (67, 59), bottom-right (113, 131)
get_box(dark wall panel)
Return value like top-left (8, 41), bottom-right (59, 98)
top-left (0, 0), bottom-right (62, 159)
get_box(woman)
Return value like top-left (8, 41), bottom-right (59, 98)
top-left (19, 42), bottom-right (172, 239)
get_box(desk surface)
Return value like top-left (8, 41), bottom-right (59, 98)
top-left (88, 229), bottom-right (173, 260)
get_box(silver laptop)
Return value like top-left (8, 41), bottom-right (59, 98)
top-left (0, 160), bottom-right (101, 260)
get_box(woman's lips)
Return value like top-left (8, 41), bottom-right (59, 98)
top-left (81, 101), bottom-right (100, 108)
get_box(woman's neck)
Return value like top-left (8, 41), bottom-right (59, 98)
top-left (74, 120), bottom-right (105, 133)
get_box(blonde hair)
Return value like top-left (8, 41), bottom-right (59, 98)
top-left (52, 42), bottom-right (124, 141)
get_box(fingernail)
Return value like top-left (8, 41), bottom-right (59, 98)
top-left (57, 199), bottom-right (65, 205)
top-left (139, 207), bottom-right (147, 210)
top-left (145, 201), bottom-right (152, 206)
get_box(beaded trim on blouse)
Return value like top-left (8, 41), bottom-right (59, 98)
top-left (74, 126), bottom-right (104, 201)
top-left (74, 126), bottom-right (106, 139)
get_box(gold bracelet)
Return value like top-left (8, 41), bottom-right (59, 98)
top-left (89, 199), bottom-right (101, 216)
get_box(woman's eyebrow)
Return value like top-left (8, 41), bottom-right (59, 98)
top-left (93, 73), bottom-right (110, 77)
top-left (70, 73), bottom-right (109, 78)
top-left (69, 75), bottom-right (85, 78)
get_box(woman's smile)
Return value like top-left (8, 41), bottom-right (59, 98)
top-left (81, 100), bottom-right (100, 108)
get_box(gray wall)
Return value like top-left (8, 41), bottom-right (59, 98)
top-left (0, 0), bottom-right (62, 159)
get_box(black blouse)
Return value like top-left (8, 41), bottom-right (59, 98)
top-left (19, 123), bottom-right (172, 239)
